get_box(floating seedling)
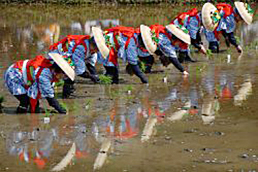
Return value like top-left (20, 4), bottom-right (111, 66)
top-left (124, 85), bottom-right (133, 92)
top-left (99, 75), bottom-right (112, 85)
top-left (227, 54), bottom-right (231, 63)
top-left (206, 49), bottom-right (213, 59)
top-left (44, 117), bottom-right (50, 124)
top-left (85, 99), bottom-right (92, 110)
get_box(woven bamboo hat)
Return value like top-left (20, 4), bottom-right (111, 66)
top-left (139, 25), bottom-right (157, 55)
top-left (92, 27), bottom-right (110, 59)
top-left (202, 2), bottom-right (221, 31)
top-left (166, 24), bottom-right (191, 45)
top-left (48, 53), bottom-right (75, 81)
top-left (235, 1), bottom-right (253, 25)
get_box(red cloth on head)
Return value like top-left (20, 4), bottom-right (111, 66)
top-left (216, 3), bottom-right (234, 18)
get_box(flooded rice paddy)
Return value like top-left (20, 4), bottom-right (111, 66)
top-left (0, 4), bottom-right (258, 172)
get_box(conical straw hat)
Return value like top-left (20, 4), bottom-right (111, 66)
top-left (166, 24), bottom-right (191, 45)
top-left (48, 53), bottom-right (75, 81)
top-left (92, 27), bottom-right (110, 59)
top-left (235, 1), bottom-right (253, 25)
top-left (202, 2), bottom-right (221, 31)
top-left (139, 25), bottom-right (157, 55)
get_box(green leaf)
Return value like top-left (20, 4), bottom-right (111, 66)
top-left (206, 49), bottom-right (213, 58)
top-left (99, 75), bottom-right (112, 85)
top-left (139, 61), bottom-right (146, 73)
top-left (54, 80), bottom-right (64, 87)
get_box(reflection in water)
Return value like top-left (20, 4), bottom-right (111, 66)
top-left (241, 21), bottom-right (258, 46)
top-left (84, 19), bottom-right (120, 35)
top-left (51, 142), bottom-right (76, 172)
top-left (93, 138), bottom-right (111, 170)
top-left (168, 101), bottom-right (191, 121)
top-left (0, 19), bottom-right (119, 62)
top-left (3, 67), bottom-right (256, 170)
top-left (234, 79), bottom-right (252, 106)
top-left (201, 96), bottom-right (220, 125)
top-left (6, 128), bottom-right (57, 169)
top-left (1, 4), bottom-right (258, 172)
top-left (32, 23), bottom-right (60, 52)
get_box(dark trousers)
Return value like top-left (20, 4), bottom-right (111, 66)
top-left (209, 41), bottom-right (219, 53)
top-left (104, 66), bottom-right (119, 84)
top-left (62, 78), bottom-right (75, 98)
top-left (15, 94), bottom-right (30, 113)
top-left (222, 31), bottom-right (238, 47)
top-left (86, 63), bottom-right (97, 75)
top-left (126, 64), bottom-right (148, 83)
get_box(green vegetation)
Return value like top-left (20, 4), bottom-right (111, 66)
top-left (2, 0), bottom-right (255, 4)
top-left (85, 99), bottom-right (92, 110)
top-left (59, 102), bottom-right (68, 110)
top-left (99, 75), bottom-right (113, 85)
top-left (206, 49), bottom-right (213, 59)
top-left (124, 85), bottom-right (133, 92)
top-left (139, 61), bottom-right (146, 73)
top-left (235, 36), bottom-right (241, 45)
top-left (55, 80), bottom-right (64, 87)
top-left (44, 108), bottom-right (51, 117)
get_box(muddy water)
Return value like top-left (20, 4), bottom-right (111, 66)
top-left (0, 4), bottom-right (258, 172)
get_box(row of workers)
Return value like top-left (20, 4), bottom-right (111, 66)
top-left (3, 2), bottom-right (254, 114)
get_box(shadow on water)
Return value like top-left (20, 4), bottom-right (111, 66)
top-left (0, 4), bottom-right (258, 172)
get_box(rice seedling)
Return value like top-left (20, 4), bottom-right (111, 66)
top-left (235, 36), bottom-right (241, 45)
top-left (55, 80), bottom-right (65, 87)
top-left (206, 49), bottom-right (213, 58)
top-left (99, 75), bottom-right (112, 85)
top-left (85, 99), bottom-right (92, 110)
top-left (44, 108), bottom-right (51, 117)
top-left (139, 61), bottom-right (146, 73)
top-left (124, 85), bottom-right (133, 92)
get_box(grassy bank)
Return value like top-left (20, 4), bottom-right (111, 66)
top-left (0, 0), bottom-right (256, 4)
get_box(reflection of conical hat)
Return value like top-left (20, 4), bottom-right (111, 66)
top-left (166, 24), bottom-right (191, 45)
top-left (48, 53), bottom-right (75, 81)
top-left (202, 2), bottom-right (220, 31)
top-left (49, 23), bottom-right (60, 43)
top-left (235, 2), bottom-right (253, 25)
top-left (92, 27), bottom-right (109, 59)
top-left (140, 25), bottom-right (157, 55)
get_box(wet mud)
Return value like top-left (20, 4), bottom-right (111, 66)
top-left (0, 4), bottom-right (258, 172)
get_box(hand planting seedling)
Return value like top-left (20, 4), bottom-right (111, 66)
top-left (206, 49), bottom-right (213, 58)
top-left (99, 75), bottom-right (112, 85)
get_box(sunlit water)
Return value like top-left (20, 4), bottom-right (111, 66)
top-left (0, 4), bottom-right (258, 172)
